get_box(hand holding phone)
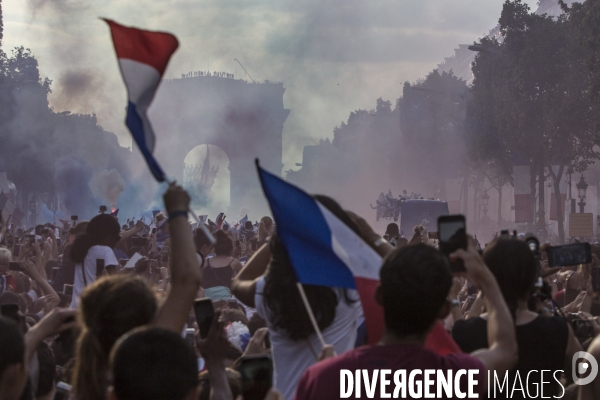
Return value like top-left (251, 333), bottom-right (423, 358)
top-left (194, 298), bottom-right (215, 339)
top-left (438, 215), bottom-right (467, 272)
top-left (239, 355), bottom-right (273, 400)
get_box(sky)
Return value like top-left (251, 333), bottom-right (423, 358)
top-left (2, 0), bottom-right (539, 172)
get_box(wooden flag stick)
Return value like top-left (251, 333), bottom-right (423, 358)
top-left (296, 282), bottom-right (327, 348)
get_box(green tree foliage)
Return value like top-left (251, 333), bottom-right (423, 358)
top-left (466, 0), bottom-right (600, 242)
top-left (399, 70), bottom-right (470, 197)
top-left (0, 46), bottom-right (133, 217)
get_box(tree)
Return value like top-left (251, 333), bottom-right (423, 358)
top-left (399, 70), bottom-right (470, 199)
top-left (466, 0), bottom-right (600, 243)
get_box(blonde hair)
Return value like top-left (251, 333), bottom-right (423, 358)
top-left (0, 248), bottom-right (11, 265)
top-left (258, 216), bottom-right (273, 243)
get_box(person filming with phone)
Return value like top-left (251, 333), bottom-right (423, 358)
top-left (452, 235), bottom-right (582, 398)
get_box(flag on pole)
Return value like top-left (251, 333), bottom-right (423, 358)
top-left (104, 19), bottom-right (179, 182)
top-left (215, 213), bottom-right (225, 230)
top-left (239, 214), bottom-right (248, 225)
top-left (257, 161), bottom-right (385, 343)
top-left (111, 209), bottom-right (119, 217)
top-left (257, 161), bottom-right (460, 351)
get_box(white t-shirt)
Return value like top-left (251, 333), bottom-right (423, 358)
top-left (70, 245), bottom-right (118, 309)
top-left (254, 277), bottom-right (362, 400)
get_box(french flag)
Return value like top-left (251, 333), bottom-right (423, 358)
top-left (257, 162), bottom-right (460, 353)
top-left (105, 19), bottom-right (179, 182)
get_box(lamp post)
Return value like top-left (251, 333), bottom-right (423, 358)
top-left (481, 190), bottom-right (490, 217)
top-left (576, 175), bottom-right (588, 213)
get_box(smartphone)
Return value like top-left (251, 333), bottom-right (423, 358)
top-left (8, 262), bottom-right (25, 272)
top-left (193, 298), bottom-right (214, 339)
top-left (547, 243), bottom-right (592, 268)
top-left (96, 259), bottom-right (105, 278)
top-left (571, 319), bottom-right (595, 339)
top-left (185, 328), bottom-right (196, 347)
top-left (12, 244), bottom-right (20, 257)
top-left (1, 303), bottom-right (20, 323)
top-left (437, 215), bottom-right (467, 272)
top-left (63, 284), bottom-right (74, 296)
top-left (239, 355), bottom-right (273, 400)
top-left (71, 215), bottom-right (78, 221)
top-left (592, 268), bottom-right (600, 293)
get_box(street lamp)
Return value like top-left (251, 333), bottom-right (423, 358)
top-left (576, 175), bottom-right (588, 213)
top-left (481, 190), bottom-right (490, 217)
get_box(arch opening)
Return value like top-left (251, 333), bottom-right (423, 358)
top-left (183, 144), bottom-right (230, 217)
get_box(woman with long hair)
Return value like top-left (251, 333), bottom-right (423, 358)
top-left (71, 184), bottom-right (202, 400)
top-left (452, 236), bottom-right (582, 399)
top-left (201, 230), bottom-right (242, 301)
top-left (232, 195), bottom-right (381, 400)
top-left (257, 216), bottom-right (273, 246)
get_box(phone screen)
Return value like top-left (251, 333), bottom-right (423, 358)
top-left (437, 215), bottom-right (467, 272)
top-left (239, 355), bottom-right (273, 400)
top-left (63, 284), bottom-right (74, 296)
top-left (194, 298), bottom-right (214, 339)
top-left (9, 262), bottom-right (25, 272)
top-left (96, 259), bottom-right (105, 278)
top-left (12, 244), bottom-right (20, 257)
top-left (547, 243), bottom-right (592, 268)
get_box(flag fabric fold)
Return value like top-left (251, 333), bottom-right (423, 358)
top-left (256, 162), bottom-right (384, 344)
top-left (104, 19), bottom-right (179, 182)
top-left (256, 161), bottom-right (461, 353)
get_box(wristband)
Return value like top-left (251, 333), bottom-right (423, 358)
top-left (168, 210), bottom-right (188, 222)
top-left (373, 237), bottom-right (388, 247)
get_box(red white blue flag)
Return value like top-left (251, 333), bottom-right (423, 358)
top-left (104, 19), bottom-right (179, 182)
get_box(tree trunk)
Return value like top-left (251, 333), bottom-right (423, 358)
top-left (497, 185), bottom-right (503, 222)
top-left (538, 160), bottom-right (545, 227)
top-left (550, 165), bottom-right (565, 244)
top-left (530, 161), bottom-right (537, 225)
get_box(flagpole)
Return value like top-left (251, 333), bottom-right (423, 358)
top-left (296, 282), bottom-right (327, 349)
top-left (165, 177), bottom-right (216, 244)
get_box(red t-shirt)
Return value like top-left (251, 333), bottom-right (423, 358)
top-left (294, 344), bottom-right (486, 400)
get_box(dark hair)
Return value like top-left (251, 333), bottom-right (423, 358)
top-left (263, 195), bottom-right (359, 341)
top-left (380, 244), bottom-right (452, 337)
top-left (386, 223), bottom-right (400, 237)
top-left (213, 230), bottom-right (234, 257)
top-left (482, 236), bottom-right (537, 319)
top-left (70, 214), bottom-right (121, 264)
top-left (36, 341), bottom-right (56, 397)
top-left (244, 221), bottom-right (253, 230)
top-left (0, 317), bottom-right (24, 376)
top-left (194, 227), bottom-right (213, 251)
top-left (111, 328), bottom-right (198, 400)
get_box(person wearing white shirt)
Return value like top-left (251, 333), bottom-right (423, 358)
top-left (68, 214), bottom-right (120, 309)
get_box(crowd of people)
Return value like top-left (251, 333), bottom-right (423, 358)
top-left (1, 184), bottom-right (600, 400)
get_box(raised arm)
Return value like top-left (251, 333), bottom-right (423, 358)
top-left (231, 243), bottom-right (271, 308)
top-left (451, 241), bottom-right (518, 379)
top-left (150, 184), bottom-right (202, 333)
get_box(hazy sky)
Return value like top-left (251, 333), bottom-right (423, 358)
top-left (2, 0), bottom-right (538, 171)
